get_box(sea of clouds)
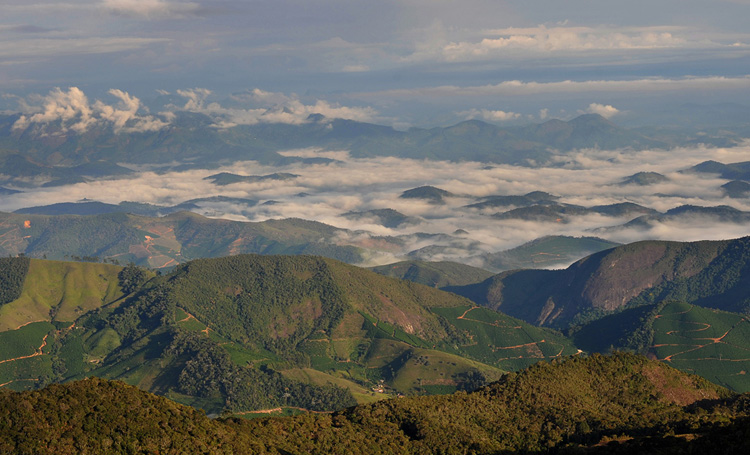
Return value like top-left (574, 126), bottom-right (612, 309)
top-left (2, 140), bottom-right (749, 267)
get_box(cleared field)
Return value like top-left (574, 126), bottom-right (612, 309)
top-left (281, 367), bottom-right (381, 404)
top-left (0, 260), bottom-right (123, 331)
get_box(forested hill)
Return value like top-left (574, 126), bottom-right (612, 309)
top-left (1, 254), bottom-right (573, 415)
top-left (448, 236), bottom-right (750, 328)
top-left (1, 353), bottom-right (748, 454)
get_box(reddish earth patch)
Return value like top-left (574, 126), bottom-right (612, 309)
top-left (641, 363), bottom-right (720, 406)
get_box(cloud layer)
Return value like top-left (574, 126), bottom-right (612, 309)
top-left (2, 142), bottom-right (749, 267)
top-left (175, 88), bottom-right (380, 127)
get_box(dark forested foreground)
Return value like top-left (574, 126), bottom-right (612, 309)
top-left (1, 353), bottom-right (749, 454)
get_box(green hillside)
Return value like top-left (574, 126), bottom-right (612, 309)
top-left (432, 305), bottom-right (579, 371)
top-left (1, 255), bottom-right (569, 414)
top-left (0, 259), bottom-right (125, 331)
top-left (482, 235), bottom-right (620, 271)
top-left (2, 353), bottom-right (748, 454)
top-left (650, 301), bottom-right (750, 392)
top-left (571, 300), bottom-right (750, 393)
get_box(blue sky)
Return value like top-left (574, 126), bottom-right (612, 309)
top-left (2, 0), bottom-right (750, 127)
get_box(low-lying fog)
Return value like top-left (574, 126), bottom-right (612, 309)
top-left (2, 143), bottom-right (749, 267)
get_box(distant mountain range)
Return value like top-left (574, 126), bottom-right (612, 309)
top-left (0, 112), bottom-right (730, 185)
top-left (0, 211), bottom-right (371, 267)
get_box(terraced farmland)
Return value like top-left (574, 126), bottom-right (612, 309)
top-left (651, 301), bottom-right (750, 391)
top-left (433, 306), bottom-right (579, 370)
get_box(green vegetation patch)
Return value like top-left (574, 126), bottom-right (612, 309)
top-left (0, 257), bottom-right (30, 307)
top-left (0, 356), bottom-right (52, 388)
top-left (280, 368), bottom-right (381, 404)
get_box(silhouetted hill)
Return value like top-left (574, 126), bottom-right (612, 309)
top-left (722, 180), bottom-right (750, 198)
top-left (343, 208), bottom-right (422, 228)
top-left (685, 160), bottom-right (750, 180)
top-left (203, 172), bottom-right (299, 186)
top-left (621, 205), bottom-right (750, 229)
top-left (466, 191), bottom-right (559, 210)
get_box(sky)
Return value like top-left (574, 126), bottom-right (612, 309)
top-left (2, 0), bottom-right (750, 127)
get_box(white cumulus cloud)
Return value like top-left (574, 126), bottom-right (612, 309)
top-left (13, 87), bottom-right (170, 133)
top-left (583, 103), bottom-right (620, 118)
top-left (458, 108), bottom-right (522, 122)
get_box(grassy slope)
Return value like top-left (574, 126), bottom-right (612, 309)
top-left (0, 259), bottom-right (124, 331)
top-left (433, 305), bottom-right (579, 371)
top-left (572, 300), bottom-right (750, 393)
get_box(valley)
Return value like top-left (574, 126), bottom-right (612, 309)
top-left (2, 233), bottom-right (750, 422)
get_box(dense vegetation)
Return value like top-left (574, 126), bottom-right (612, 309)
top-left (0, 256), bottom-right (29, 306)
top-left (1, 353), bottom-right (748, 454)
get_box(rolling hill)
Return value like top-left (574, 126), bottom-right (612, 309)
top-left (481, 235), bottom-right (621, 271)
top-left (370, 260), bottom-right (494, 287)
top-left (0, 254), bottom-right (579, 415)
